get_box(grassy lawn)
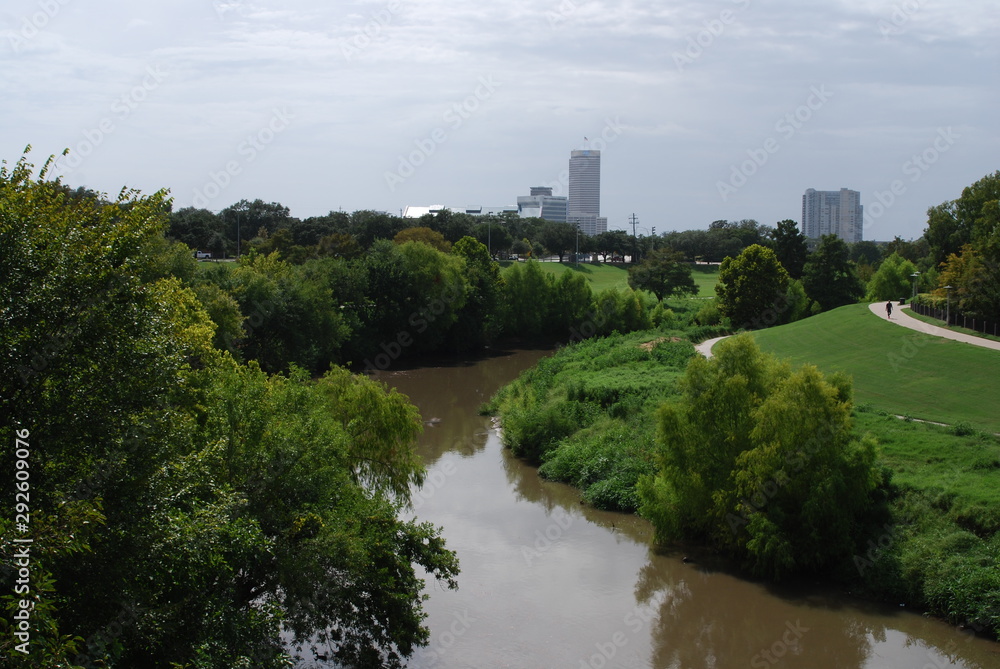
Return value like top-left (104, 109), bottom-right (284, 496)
top-left (856, 411), bottom-right (1000, 521)
top-left (752, 303), bottom-right (1000, 433)
top-left (499, 261), bottom-right (719, 298)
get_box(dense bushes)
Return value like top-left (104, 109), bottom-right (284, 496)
top-left (637, 334), bottom-right (889, 579)
top-left (486, 332), bottom-right (696, 511)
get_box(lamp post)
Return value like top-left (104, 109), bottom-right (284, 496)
top-left (575, 220), bottom-right (579, 266)
top-left (910, 271), bottom-right (920, 300)
top-left (944, 285), bottom-right (953, 325)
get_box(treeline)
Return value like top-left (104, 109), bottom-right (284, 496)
top-left (167, 201), bottom-right (778, 265)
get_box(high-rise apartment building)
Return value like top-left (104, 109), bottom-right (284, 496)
top-left (801, 188), bottom-right (863, 243)
top-left (568, 150), bottom-right (607, 236)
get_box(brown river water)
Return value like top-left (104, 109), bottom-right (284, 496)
top-left (368, 348), bottom-right (999, 669)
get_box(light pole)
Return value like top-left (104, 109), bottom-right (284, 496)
top-left (910, 271), bottom-right (920, 300)
top-left (944, 285), bottom-right (953, 325)
top-left (575, 221), bottom-right (580, 266)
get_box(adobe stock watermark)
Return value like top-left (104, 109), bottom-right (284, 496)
top-left (576, 590), bottom-right (672, 669)
top-left (520, 507), bottom-right (574, 566)
top-left (340, 0), bottom-right (402, 60)
top-left (409, 609), bottom-right (478, 667)
top-left (384, 76), bottom-right (501, 192)
top-left (6, 0), bottom-right (72, 53)
top-left (211, 0), bottom-right (248, 20)
top-left (877, 0), bottom-right (925, 37)
top-left (191, 107), bottom-right (293, 208)
top-left (55, 65), bottom-right (168, 175)
top-left (863, 127), bottom-right (959, 232)
top-left (538, 116), bottom-right (624, 197)
top-left (749, 620), bottom-right (810, 668)
top-left (411, 459), bottom-right (457, 511)
top-left (673, 0), bottom-right (751, 72)
top-left (717, 84), bottom-right (833, 202)
top-left (546, 0), bottom-right (578, 29)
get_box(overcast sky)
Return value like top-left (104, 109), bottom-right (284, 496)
top-left (3, 0), bottom-right (997, 240)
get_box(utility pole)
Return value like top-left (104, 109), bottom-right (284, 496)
top-left (630, 213), bottom-right (638, 264)
top-left (651, 226), bottom-right (656, 251)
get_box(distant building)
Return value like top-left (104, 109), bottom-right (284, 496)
top-left (801, 188), bottom-right (863, 243)
top-left (402, 204), bottom-right (517, 218)
top-left (568, 150), bottom-right (607, 236)
top-left (517, 186), bottom-right (568, 222)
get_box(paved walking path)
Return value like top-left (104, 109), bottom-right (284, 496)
top-left (695, 304), bottom-right (1000, 359)
top-left (694, 335), bottom-right (730, 359)
top-left (868, 302), bottom-right (1000, 351)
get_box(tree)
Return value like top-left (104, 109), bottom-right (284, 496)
top-left (168, 206), bottom-right (227, 256)
top-left (393, 226), bottom-right (451, 252)
top-left (715, 244), bottom-right (790, 329)
top-left (593, 229), bottom-right (630, 261)
top-left (450, 236), bottom-right (502, 347)
top-left (802, 235), bottom-right (864, 311)
top-left (539, 221), bottom-right (577, 262)
top-left (937, 244), bottom-right (1000, 321)
top-left (769, 219), bottom-right (808, 279)
top-left (627, 247), bottom-right (698, 302)
top-left (865, 252), bottom-right (916, 301)
top-left (473, 220), bottom-right (513, 257)
top-left (637, 334), bottom-right (885, 579)
top-left (221, 199), bottom-right (295, 254)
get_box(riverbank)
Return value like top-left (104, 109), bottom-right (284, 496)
top-left (484, 327), bottom-right (1000, 639)
top-left (380, 348), bottom-right (999, 668)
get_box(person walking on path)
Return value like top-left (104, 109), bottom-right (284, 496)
top-left (885, 300), bottom-right (893, 319)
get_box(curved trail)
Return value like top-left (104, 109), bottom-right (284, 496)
top-left (868, 302), bottom-right (1000, 351)
top-left (695, 303), bottom-right (1000, 359)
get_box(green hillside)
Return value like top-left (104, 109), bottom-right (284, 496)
top-left (752, 304), bottom-right (1000, 432)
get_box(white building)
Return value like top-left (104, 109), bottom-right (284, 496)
top-left (516, 186), bottom-right (568, 222)
top-left (568, 150), bottom-right (607, 236)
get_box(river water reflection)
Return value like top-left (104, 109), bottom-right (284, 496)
top-left (373, 348), bottom-right (998, 669)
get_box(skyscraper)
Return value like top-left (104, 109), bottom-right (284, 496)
top-left (801, 188), bottom-right (863, 243)
top-left (568, 149), bottom-right (607, 236)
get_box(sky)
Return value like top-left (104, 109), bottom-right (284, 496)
top-left (2, 0), bottom-right (998, 241)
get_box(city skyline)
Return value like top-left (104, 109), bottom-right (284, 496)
top-left (2, 1), bottom-right (996, 241)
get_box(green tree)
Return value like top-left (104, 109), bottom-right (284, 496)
top-left (627, 247), bottom-right (698, 302)
top-left (770, 219), bottom-right (809, 279)
top-left (501, 261), bottom-right (552, 337)
top-left (450, 236), bottom-right (503, 347)
top-left (637, 335), bottom-right (885, 579)
top-left (394, 226), bottom-right (451, 252)
top-left (802, 235), bottom-right (864, 311)
top-left (937, 244), bottom-right (1000, 321)
top-left (865, 252), bottom-right (916, 301)
top-left (168, 206), bottom-right (227, 256)
top-left (715, 244), bottom-right (790, 329)
top-left (539, 221), bottom-right (577, 262)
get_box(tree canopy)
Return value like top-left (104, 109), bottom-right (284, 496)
top-left (802, 235), bottom-right (864, 311)
top-left (715, 244), bottom-right (790, 329)
top-left (627, 247), bottom-right (698, 302)
top-left (0, 152), bottom-right (458, 668)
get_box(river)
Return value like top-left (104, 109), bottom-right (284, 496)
top-left (371, 348), bottom-right (998, 669)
